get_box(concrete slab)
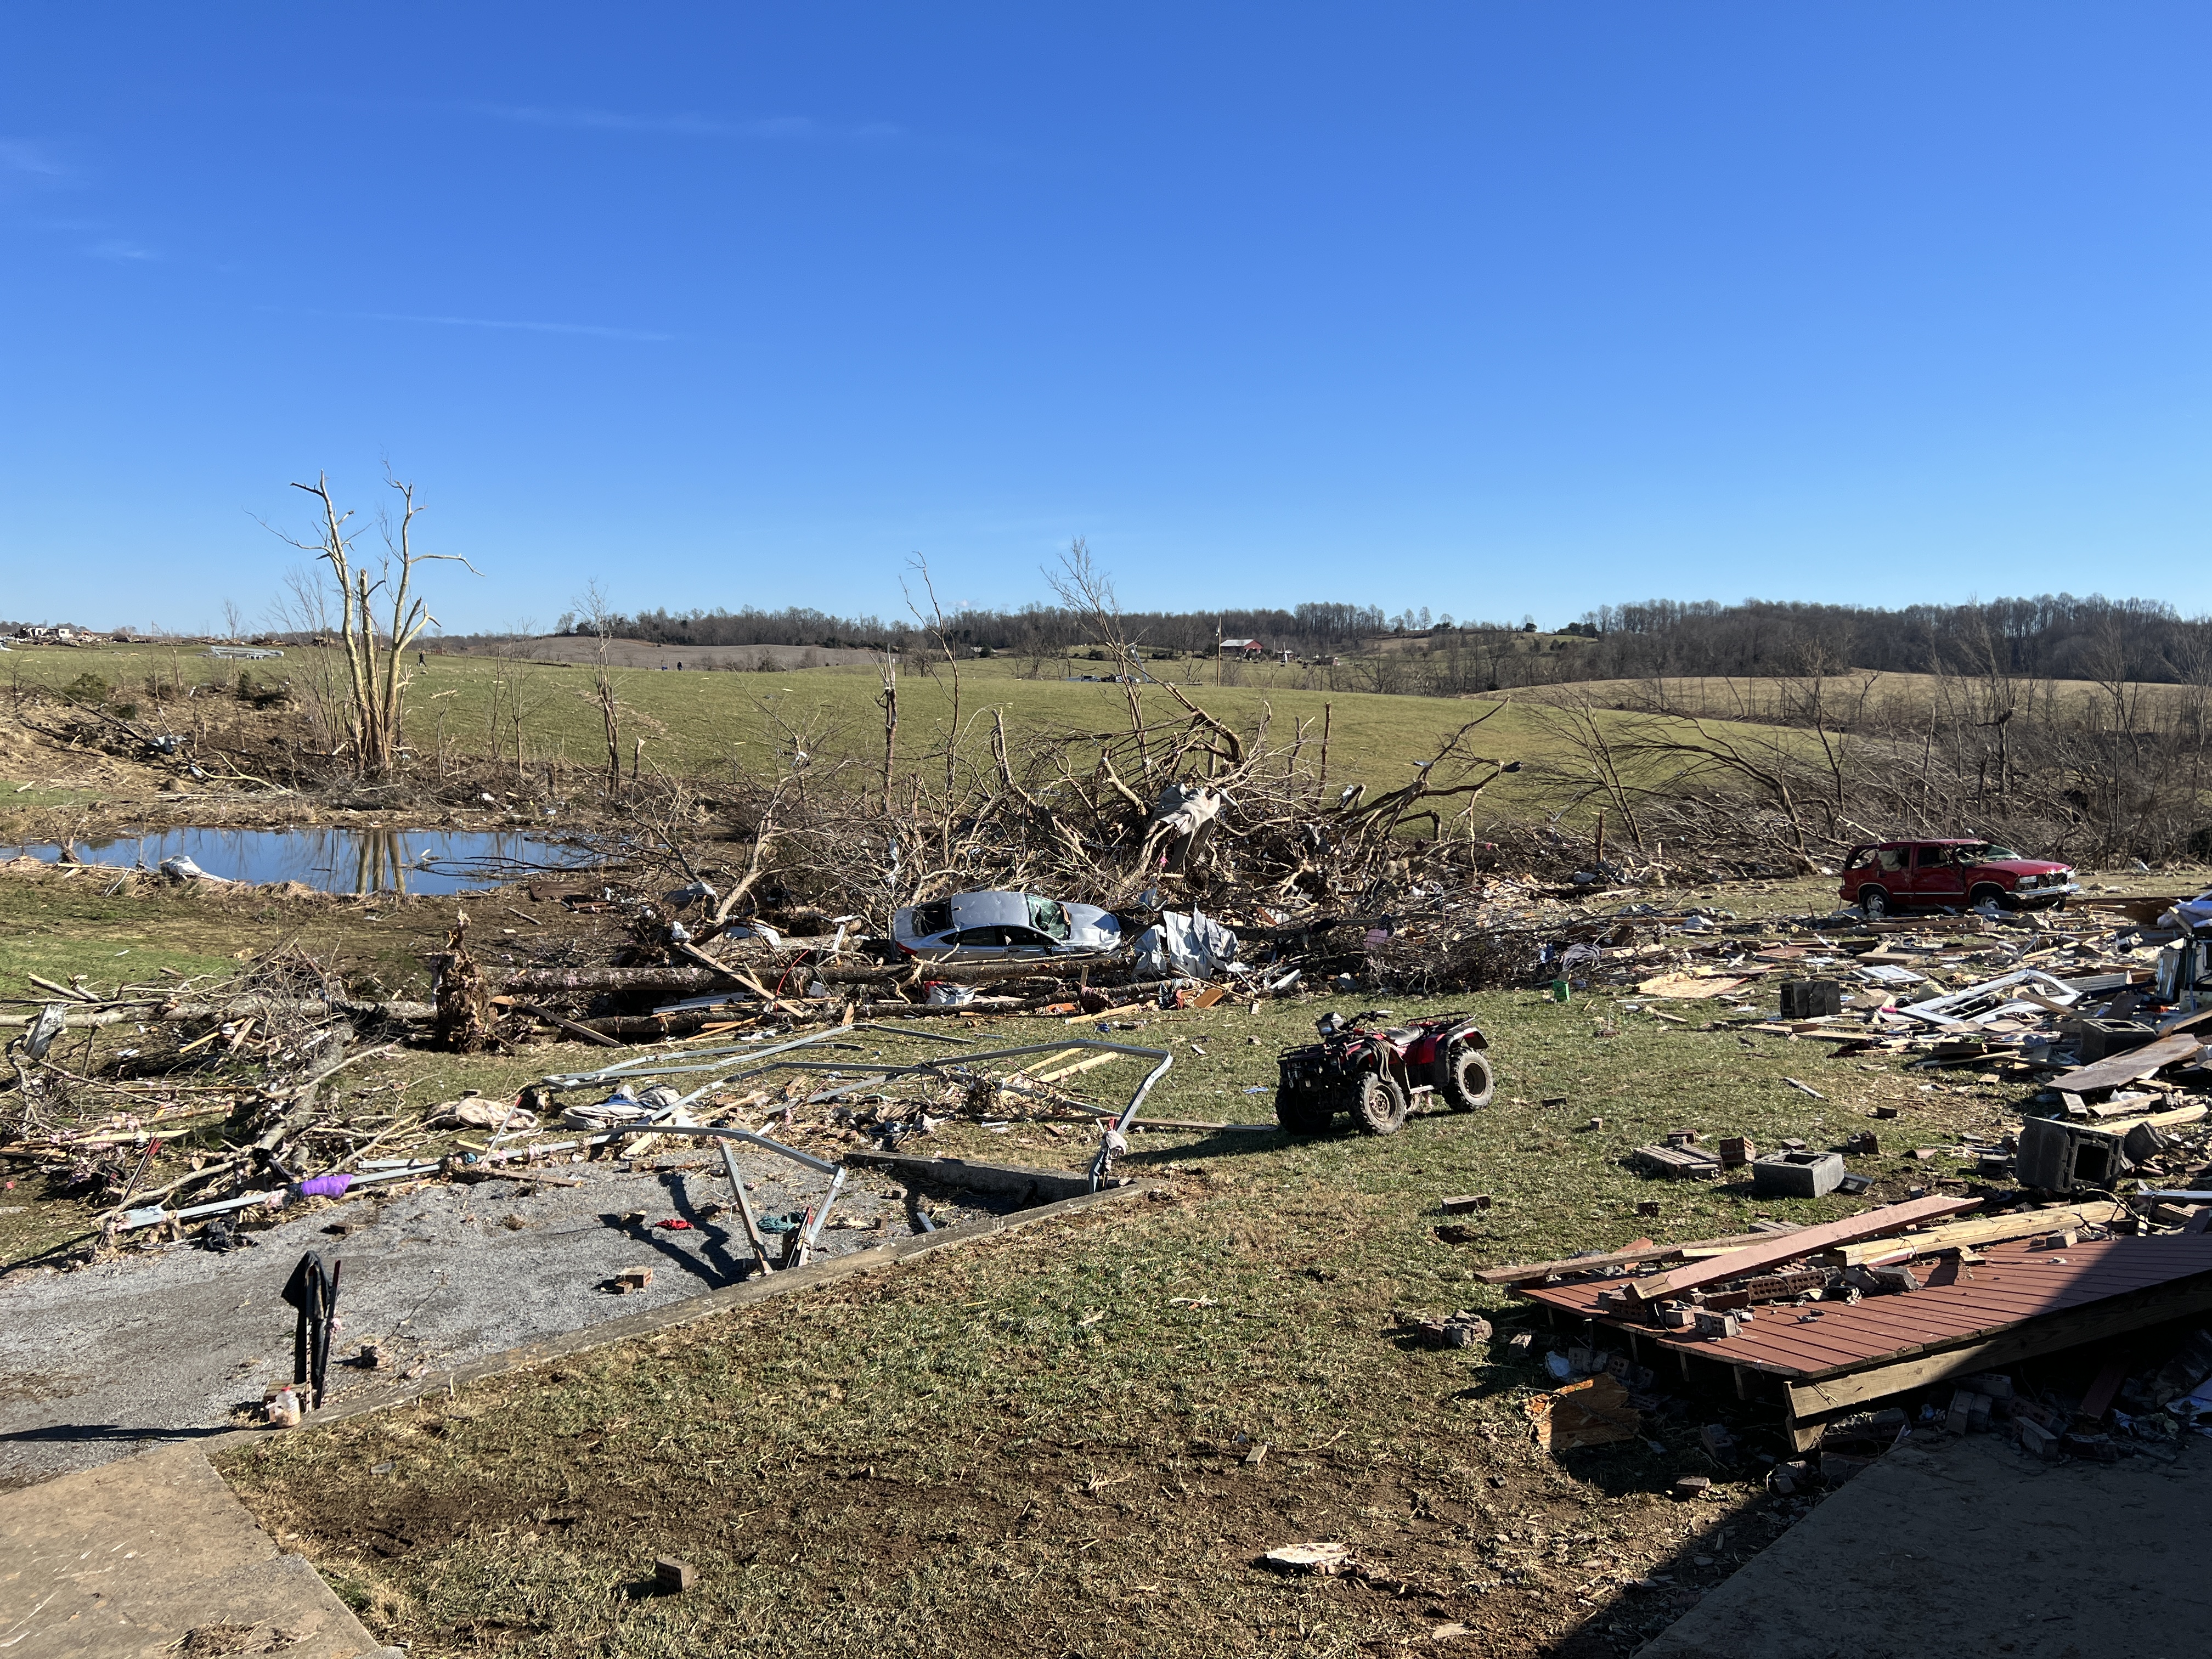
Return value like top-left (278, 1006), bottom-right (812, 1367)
top-left (1639, 1432), bottom-right (2209, 1659)
top-left (0, 1443), bottom-right (393, 1658)
top-left (0, 1152), bottom-right (1001, 1486)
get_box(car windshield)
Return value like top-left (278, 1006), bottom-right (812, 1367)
top-left (1028, 896), bottom-right (1071, 939)
top-left (1956, 843), bottom-right (2021, 862)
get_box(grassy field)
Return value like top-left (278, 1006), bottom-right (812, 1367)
top-left (3, 856), bottom-right (2180, 1653)
top-left (1491, 669), bottom-right (2205, 729)
top-left (207, 969), bottom-right (2027, 1658)
top-left (0, 643), bottom-right (1818, 826)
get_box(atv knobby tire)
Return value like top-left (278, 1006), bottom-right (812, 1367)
top-left (1437, 1042), bottom-right (1495, 1111)
top-left (1275, 1088), bottom-right (1336, 1136)
top-left (1351, 1072), bottom-right (1410, 1136)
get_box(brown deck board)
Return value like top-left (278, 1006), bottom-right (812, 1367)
top-left (1522, 1235), bottom-right (2212, 1380)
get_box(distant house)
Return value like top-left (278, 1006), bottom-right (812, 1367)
top-left (1218, 637), bottom-right (1266, 661)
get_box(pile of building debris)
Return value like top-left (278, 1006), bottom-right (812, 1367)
top-left (0, 998), bottom-right (1188, 1267)
top-left (1483, 1188), bottom-right (2212, 1472)
top-left (1527, 887), bottom-right (2212, 1203)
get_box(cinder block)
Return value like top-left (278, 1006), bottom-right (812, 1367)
top-left (2016, 1116), bottom-right (2128, 1194)
top-left (2122, 1122), bottom-right (2167, 1164)
top-left (1945, 1389), bottom-right (1988, 1434)
top-left (1780, 979), bottom-right (1843, 1019)
top-left (656, 1557), bottom-right (697, 1594)
top-left (1752, 1150), bottom-right (1846, 1199)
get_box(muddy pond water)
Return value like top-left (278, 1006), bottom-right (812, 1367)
top-left (0, 827), bottom-right (597, 895)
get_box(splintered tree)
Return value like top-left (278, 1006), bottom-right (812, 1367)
top-left (272, 472), bottom-right (477, 778)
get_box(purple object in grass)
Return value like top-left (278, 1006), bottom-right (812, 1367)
top-left (295, 1174), bottom-right (353, 1199)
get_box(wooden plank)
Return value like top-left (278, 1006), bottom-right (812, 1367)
top-left (1633, 1196), bottom-right (1980, 1302)
top-left (1822, 1201), bottom-right (2125, 1267)
top-left (1012, 1046), bottom-right (1087, 1079)
top-left (1635, 973), bottom-right (1747, 999)
top-left (2094, 1103), bottom-right (2208, 1137)
top-left (1782, 1269), bottom-right (2212, 1424)
top-left (2080, 1357), bottom-right (2129, 1419)
top-left (2046, 1034), bottom-right (2205, 1096)
top-left (1034, 1050), bottom-right (1127, 1084)
top-left (1479, 1229), bottom-right (1794, 1287)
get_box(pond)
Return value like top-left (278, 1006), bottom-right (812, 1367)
top-left (0, 827), bottom-right (599, 896)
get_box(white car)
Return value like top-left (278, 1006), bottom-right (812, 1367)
top-left (891, 890), bottom-right (1125, 961)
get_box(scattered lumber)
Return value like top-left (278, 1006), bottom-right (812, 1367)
top-left (1477, 1228), bottom-right (1803, 1287)
top-left (1632, 1195), bottom-right (1981, 1302)
top-left (1822, 1201), bottom-right (2126, 1267)
top-left (2046, 1034), bottom-right (2205, 1095)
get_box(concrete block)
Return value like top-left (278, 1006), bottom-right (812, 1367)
top-left (1780, 979), bottom-right (1843, 1018)
top-left (1752, 1149), bottom-right (1846, 1199)
top-left (656, 1556), bottom-right (697, 1593)
top-left (2015, 1116), bottom-right (2128, 1194)
top-left (1945, 1389), bottom-right (1988, 1435)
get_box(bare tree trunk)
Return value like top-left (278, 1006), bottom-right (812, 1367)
top-left (270, 472), bottom-right (477, 779)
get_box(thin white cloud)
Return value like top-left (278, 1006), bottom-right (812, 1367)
top-left (356, 310), bottom-right (673, 342)
top-left (0, 139), bottom-right (67, 179)
top-left (474, 104), bottom-right (900, 143)
top-left (87, 238), bottom-right (158, 261)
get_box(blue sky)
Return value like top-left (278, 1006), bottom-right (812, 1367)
top-left (3, 4), bottom-right (2207, 635)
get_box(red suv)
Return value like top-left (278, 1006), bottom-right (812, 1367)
top-left (1838, 839), bottom-right (2077, 918)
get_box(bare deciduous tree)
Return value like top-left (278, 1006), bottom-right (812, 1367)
top-left (575, 580), bottom-right (624, 793)
top-left (266, 472), bottom-right (478, 779)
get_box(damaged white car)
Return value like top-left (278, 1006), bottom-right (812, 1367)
top-left (891, 890), bottom-right (1126, 962)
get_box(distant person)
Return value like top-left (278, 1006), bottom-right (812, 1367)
top-left (417, 651), bottom-right (425, 666)
top-left (676, 661), bottom-right (683, 670)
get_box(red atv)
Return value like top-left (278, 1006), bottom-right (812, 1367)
top-left (1274, 1011), bottom-right (1494, 1136)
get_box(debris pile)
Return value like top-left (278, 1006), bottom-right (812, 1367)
top-left (1481, 1192), bottom-right (2212, 1459)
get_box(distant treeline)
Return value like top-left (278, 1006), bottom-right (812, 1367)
top-left (544, 592), bottom-right (2212, 690)
top-left (550, 601), bottom-right (1424, 657)
top-left (1563, 594), bottom-right (2212, 687)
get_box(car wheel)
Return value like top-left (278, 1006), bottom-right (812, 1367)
top-left (1860, 886), bottom-right (1890, 919)
top-left (1970, 883), bottom-right (2010, 911)
top-left (1274, 1087), bottom-right (1336, 1136)
top-left (1437, 1042), bottom-right (1494, 1111)
top-left (1351, 1072), bottom-right (1410, 1136)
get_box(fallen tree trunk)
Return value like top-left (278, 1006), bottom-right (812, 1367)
top-left (495, 966), bottom-right (721, 995)
top-left (812, 952), bottom-right (1130, 986)
top-left (0, 996), bottom-right (435, 1031)
top-left (493, 951), bottom-right (1131, 996)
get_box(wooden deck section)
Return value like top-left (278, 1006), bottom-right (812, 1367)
top-left (1520, 1234), bottom-right (2212, 1449)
